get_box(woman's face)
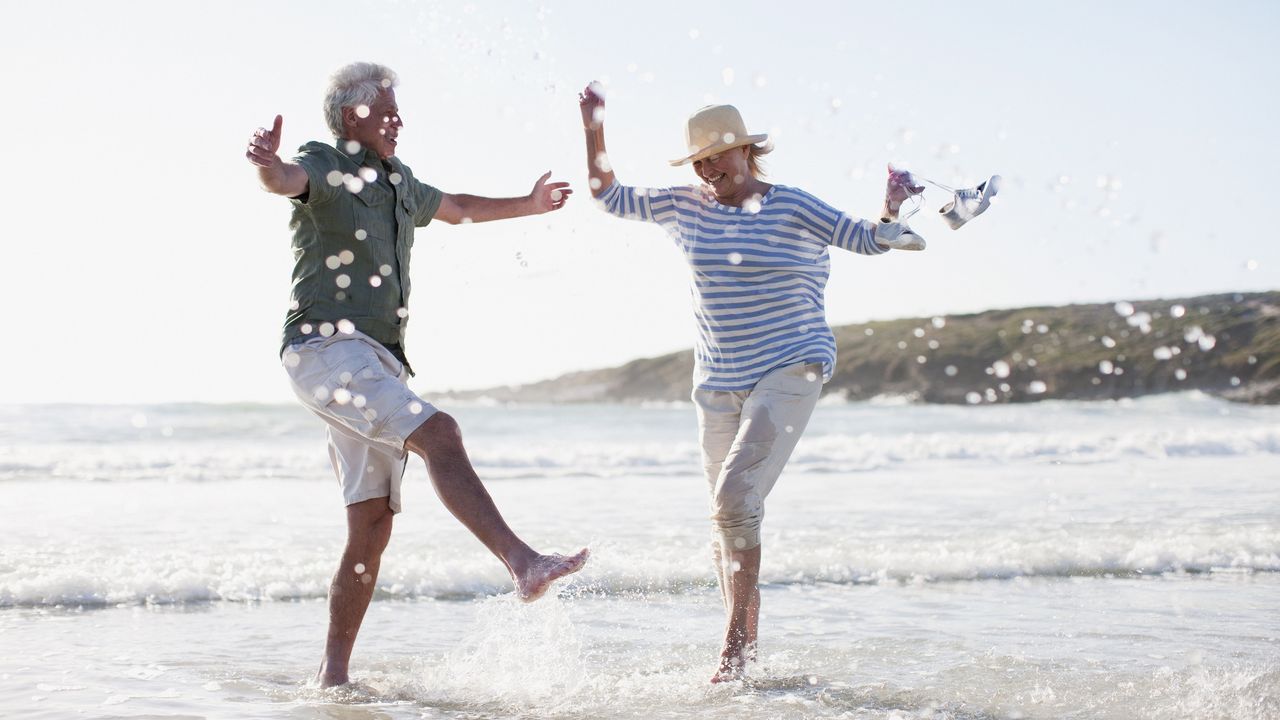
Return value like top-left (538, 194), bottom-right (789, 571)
top-left (692, 146), bottom-right (751, 197)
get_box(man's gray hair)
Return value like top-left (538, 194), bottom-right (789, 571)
top-left (323, 62), bottom-right (399, 138)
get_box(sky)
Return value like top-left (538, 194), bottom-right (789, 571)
top-left (2, 0), bottom-right (1276, 404)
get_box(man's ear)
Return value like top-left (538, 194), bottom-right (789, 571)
top-left (340, 106), bottom-right (358, 133)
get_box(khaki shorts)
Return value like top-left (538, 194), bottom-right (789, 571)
top-left (282, 330), bottom-right (438, 513)
top-left (693, 361), bottom-right (823, 550)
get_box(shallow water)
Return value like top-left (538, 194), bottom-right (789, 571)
top-left (1, 394), bottom-right (1277, 718)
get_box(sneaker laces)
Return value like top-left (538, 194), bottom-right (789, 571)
top-left (916, 174), bottom-right (956, 194)
top-left (890, 169), bottom-right (991, 220)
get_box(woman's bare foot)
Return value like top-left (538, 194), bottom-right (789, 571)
top-left (706, 635), bottom-right (752, 681)
top-left (710, 640), bottom-right (756, 683)
top-left (710, 656), bottom-right (744, 684)
top-left (513, 548), bottom-right (590, 602)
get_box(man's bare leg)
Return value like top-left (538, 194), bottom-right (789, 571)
top-left (317, 497), bottom-right (394, 688)
top-left (405, 412), bottom-right (587, 601)
top-left (712, 543), bottom-right (762, 683)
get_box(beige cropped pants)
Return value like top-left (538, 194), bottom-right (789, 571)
top-left (693, 362), bottom-right (824, 551)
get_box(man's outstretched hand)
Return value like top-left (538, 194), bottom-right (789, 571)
top-left (246, 115), bottom-right (307, 197)
top-left (529, 171), bottom-right (573, 213)
top-left (246, 115), bottom-right (284, 169)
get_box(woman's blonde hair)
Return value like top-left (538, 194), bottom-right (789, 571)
top-left (745, 142), bottom-right (772, 178)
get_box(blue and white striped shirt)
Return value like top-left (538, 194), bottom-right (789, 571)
top-left (597, 181), bottom-right (888, 392)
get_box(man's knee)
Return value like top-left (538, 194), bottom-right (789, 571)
top-left (405, 411), bottom-right (463, 457)
top-left (346, 498), bottom-right (395, 550)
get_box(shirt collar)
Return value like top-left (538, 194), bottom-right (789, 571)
top-left (335, 137), bottom-right (383, 167)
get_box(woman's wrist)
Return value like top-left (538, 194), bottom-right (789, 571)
top-left (881, 201), bottom-right (899, 221)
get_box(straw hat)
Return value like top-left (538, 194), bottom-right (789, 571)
top-left (669, 104), bottom-right (769, 166)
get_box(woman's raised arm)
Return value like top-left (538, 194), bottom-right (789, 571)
top-left (579, 83), bottom-right (617, 197)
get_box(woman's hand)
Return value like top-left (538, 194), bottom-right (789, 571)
top-left (883, 164), bottom-right (924, 219)
top-left (579, 82), bottom-right (606, 130)
top-left (579, 81), bottom-right (616, 196)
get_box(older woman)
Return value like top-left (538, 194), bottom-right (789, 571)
top-left (578, 84), bottom-right (922, 681)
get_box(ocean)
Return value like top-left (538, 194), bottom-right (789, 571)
top-left (1, 393), bottom-right (1277, 719)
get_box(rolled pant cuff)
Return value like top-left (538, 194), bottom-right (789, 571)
top-left (717, 529), bottom-right (761, 552)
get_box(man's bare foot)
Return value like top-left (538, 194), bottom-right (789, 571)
top-left (514, 548), bottom-right (589, 602)
top-left (316, 663), bottom-right (349, 689)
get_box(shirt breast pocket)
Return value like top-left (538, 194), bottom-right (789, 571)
top-left (399, 193), bottom-right (420, 220)
top-left (399, 194), bottom-right (420, 246)
top-left (352, 183), bottom-right (395, 243)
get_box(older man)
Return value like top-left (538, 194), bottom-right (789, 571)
top-left (245, 61), bottom-right (586, 688)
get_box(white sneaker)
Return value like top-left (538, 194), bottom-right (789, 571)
top-left (875, 219), bottom-right (925, 251)
top-left (938, 175), bottom-right (1002, 230)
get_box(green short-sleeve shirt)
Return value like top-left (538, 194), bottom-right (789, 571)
top-left (281, 140), bottom-right (442, 357)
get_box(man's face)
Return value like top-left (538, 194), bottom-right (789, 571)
top-left (345, 88), bottom-right (402, 159)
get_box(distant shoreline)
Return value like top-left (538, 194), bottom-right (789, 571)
top-left (436, 290), bottom-right (1280, 406)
